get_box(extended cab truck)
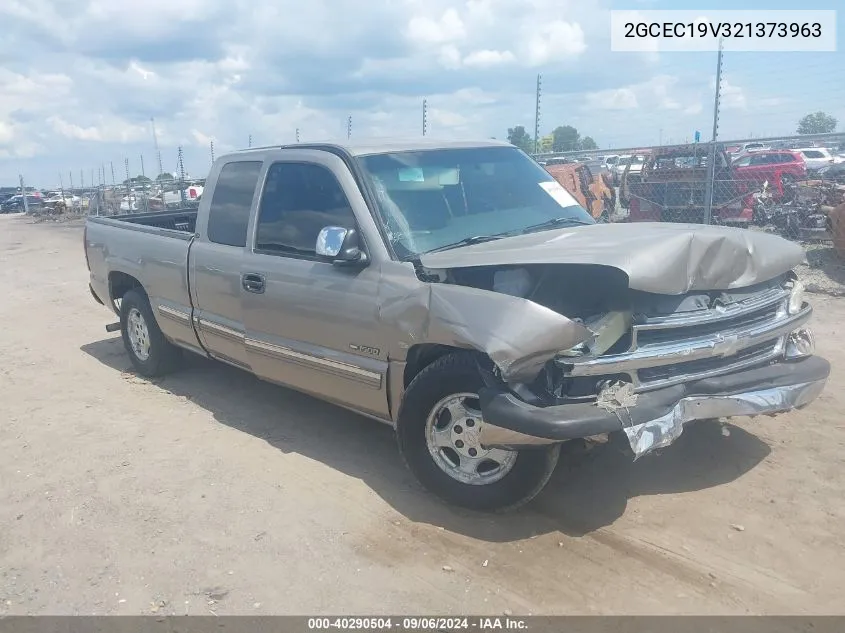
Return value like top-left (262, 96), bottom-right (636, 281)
top-left (85, 139), bottom-right (830, 512)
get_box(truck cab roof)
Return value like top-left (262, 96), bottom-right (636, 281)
top-left (233, 138), bottom-right (513, 159)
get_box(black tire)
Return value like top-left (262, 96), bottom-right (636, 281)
top-left (119, 288), bottom-right (181, 377)
top-left (396, 352), bottom-right (560, 512)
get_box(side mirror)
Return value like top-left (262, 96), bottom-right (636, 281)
top-left (316, 226), bottom-right (368, 266)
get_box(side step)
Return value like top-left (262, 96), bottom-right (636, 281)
top-left (105, 322), bottom-right (121, 333)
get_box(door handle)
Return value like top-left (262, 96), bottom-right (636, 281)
top-left (242, 273), bottom-right (266, 294)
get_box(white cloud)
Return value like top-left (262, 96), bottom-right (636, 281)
top-left (524, 21), bottom-right (587, 66)
top-left (719, 78), bottom-right (748, 110)
top-left (585, 88), bottom-right (639, 111)
top-left (462, 49), bottom-right (516, 67)
top-left (406, 8), bottom-right (466, 45)
top-left (46, 116), bottom-right (149, 143)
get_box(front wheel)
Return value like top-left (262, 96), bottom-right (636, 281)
top-left (396, 352), bottom-right (560, 512)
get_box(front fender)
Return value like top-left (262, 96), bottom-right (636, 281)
top-left (378, 282), bottom-right (592, 384)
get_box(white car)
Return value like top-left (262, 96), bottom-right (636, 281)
top-left (602, 155), bottom-right (619, 172)
top-left (796, 147), bottom-right (842, 172)
top-left (612, 154), bottom-right (646, 185)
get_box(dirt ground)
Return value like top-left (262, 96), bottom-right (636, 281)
top-left (1, 214), bottom-right (844, 615)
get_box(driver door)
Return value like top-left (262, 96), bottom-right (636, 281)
top-left (240, 156), bottom-right (390, 419)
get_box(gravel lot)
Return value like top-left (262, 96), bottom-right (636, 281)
top-left (1, 214), bottom-right (844, 615)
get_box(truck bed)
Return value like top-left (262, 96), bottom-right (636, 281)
top-left (108, 209), bottom-right (198, 233)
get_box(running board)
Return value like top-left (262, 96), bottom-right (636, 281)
top-left (105, 322), bottom-right (121, 333)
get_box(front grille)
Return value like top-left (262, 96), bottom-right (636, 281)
top-left (560, 284), bottom-right (809, 392)
top-left (637, 341), bottom-right (780, 384)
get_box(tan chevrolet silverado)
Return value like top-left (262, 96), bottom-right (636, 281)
top-left (84, 139), bottom-right (830, 512)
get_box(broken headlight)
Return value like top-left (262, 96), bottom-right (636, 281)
top-left (785, 328), bottom-right (815, 359)
top-left (559, 311), bottom-right (632, 358)
top-left (787, 280), bottom-right (805, 315)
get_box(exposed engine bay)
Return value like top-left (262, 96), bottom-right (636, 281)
top-left (416, 261), bottom-right (796, 407)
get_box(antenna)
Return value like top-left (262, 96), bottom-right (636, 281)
top-left (151, 117), bottom-right (164, 176)
top-left (347, 116), bottom-right (352, 140)
top-left (423, 99), bottom-right (428, 136)
top-left (534, 73), bottom-right (542, 155)
top-left (295, 128), bottom-right (300, 143)
top-left (248, 134), bottom-right (252, 148)
top-left (210, 140), bottom-right (215, 164)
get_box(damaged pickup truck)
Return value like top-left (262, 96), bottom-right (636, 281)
top-left (85, 139), bottom-right (830, 512)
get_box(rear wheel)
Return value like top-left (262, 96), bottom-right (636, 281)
top-left (396, 352), bottom-right (560, 512)
top-left (120, 288), bottom-right (181, 377)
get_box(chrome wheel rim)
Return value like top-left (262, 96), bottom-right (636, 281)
top-left (425, 392), bottom-right (518, 485)
top-left (127, 307), bottom-right (151, 361)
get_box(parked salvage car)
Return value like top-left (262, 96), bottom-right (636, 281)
top-left (796, 147), bottom-right (842, 173)
top-left (545, 162), bottom-right (615, 221)
top-left (624, 143), bottom-right (750, 225)
top-left (733, 150), bottom-right (807, 200)
top-left (611, 154), bottom-right (645, 186)
top-left (84, 139), bottom-right (829, 512)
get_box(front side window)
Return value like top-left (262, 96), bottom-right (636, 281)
top-left (254, 162), bottom-right (356, 257)
top-left (207, 161), bottom-right (262, 247)
top-left (357, 146), bottom-right (593, 260)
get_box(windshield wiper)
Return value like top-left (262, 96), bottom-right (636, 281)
top-left (427, 235), bottom-right (504, 253)
top-left (519, 217), bottom-right (593, 234)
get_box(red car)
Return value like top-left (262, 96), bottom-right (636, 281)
top-left (732, 150), bottom-right (806, 199)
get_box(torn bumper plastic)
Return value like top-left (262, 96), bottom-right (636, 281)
top-left (478, 356), bottom-right (830, 459)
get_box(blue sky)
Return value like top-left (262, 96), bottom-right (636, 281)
top-left (1, 0), bottom-right (842, 187)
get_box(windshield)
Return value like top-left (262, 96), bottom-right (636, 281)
top-left (357, 146), bottom-right (594, 259)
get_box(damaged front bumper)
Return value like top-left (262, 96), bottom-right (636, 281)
top-left (478, 356), bottom-right (830, 459)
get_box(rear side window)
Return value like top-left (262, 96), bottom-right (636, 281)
top-left (207, 161), bottom-right (263, 247)
top-left (802, 150), bottom-right (825, 159)
top-left (254, 162), bottom-right (356, 257)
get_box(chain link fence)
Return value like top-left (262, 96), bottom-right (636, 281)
top-left (535, 132), bottom-right (845, 245)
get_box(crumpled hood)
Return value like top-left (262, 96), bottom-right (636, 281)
top-left (419, 222), bottom-right (806, 295)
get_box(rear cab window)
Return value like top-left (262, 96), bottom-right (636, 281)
top-left (206, 161), bottom-right (263, 247)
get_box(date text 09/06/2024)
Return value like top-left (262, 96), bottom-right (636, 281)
top-left (307, 617), bottom-right (528, 631)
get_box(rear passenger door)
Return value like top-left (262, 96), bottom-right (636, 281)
top-left (190, 159), bottom-right (263, 370)
top-left (241, 155), bottom-right (389, 419)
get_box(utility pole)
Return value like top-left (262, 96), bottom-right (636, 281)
top-left (534, 73), bottom-right (542, 155)
top-left (140, 154), bottom-right (145, 177)
top-left (59, 173), bottom-right (66, 204)
top-left (151, 117), bottom-right (164, 177)
top-left (125, 157), bottom-right (131, 197)
top-left (178, 146), bottom-right (187, 205)
top-left (422, 99), bottom-right (428, 136)
top-left (110, 162), bottom-right (116, 187)
top-left (80, 169), bottom-right (84, 193)
top-left (703, 38), bottom-right (724, 225)
top-left (659, 128), bottom-right (663, 146)
top-left (347, 116), bottom-right (352, 140)
top-left (69, 171), bottom-right (74, 193)
top-left (19, 176), bottom-right (30, 214)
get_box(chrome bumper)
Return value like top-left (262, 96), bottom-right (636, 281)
top-left (620, 378), bottom-right (825, 459)
top-left (478, 356), bottom-right (829, 459)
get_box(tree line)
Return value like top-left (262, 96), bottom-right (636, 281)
top-left (506, 112), bottom-right (838, 156)
top-left (506, 125), bottom-right (598, 155)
